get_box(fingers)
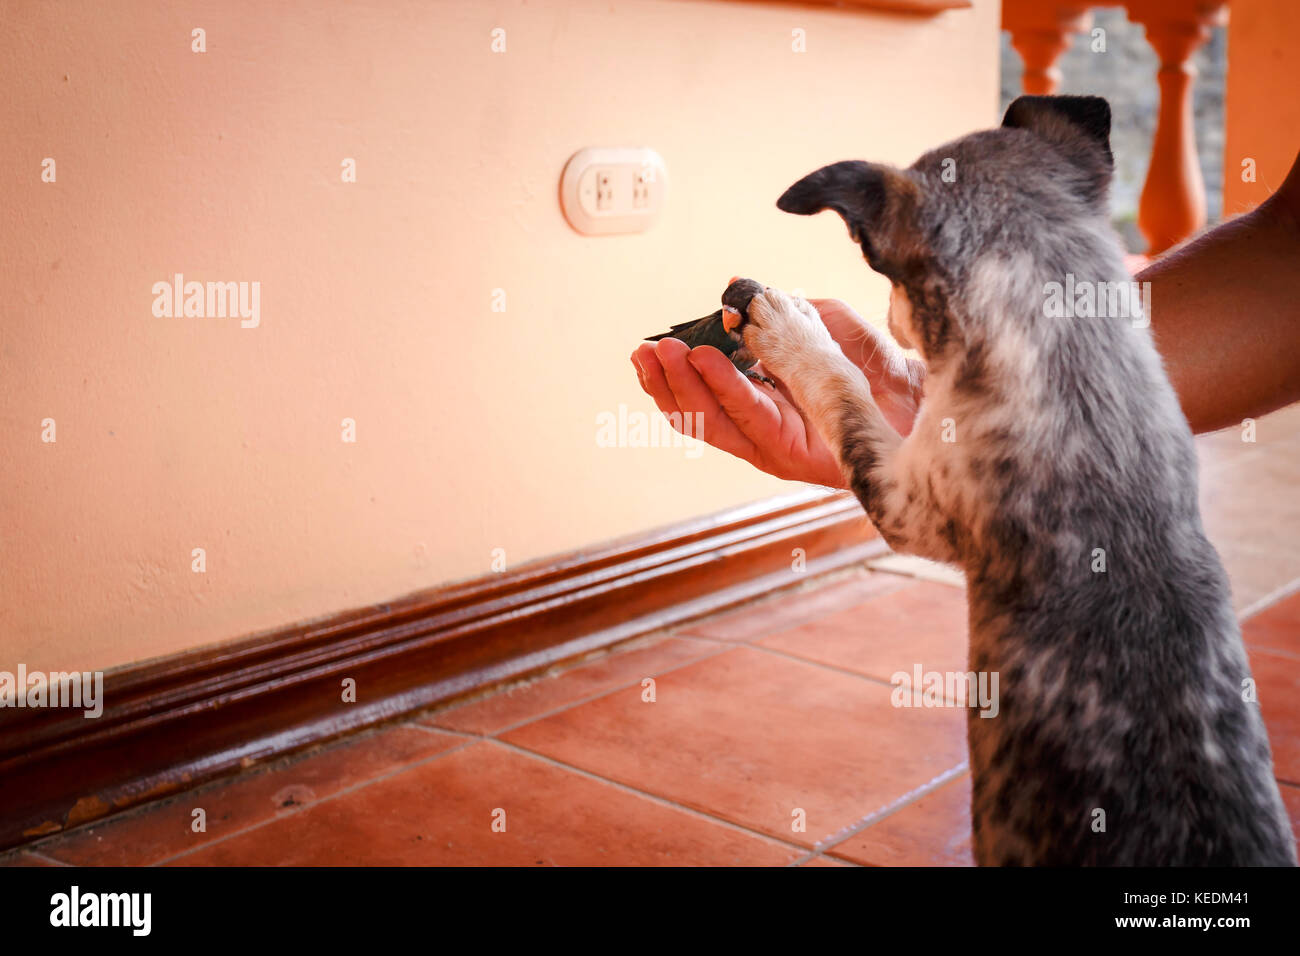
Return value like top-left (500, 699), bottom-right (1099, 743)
top-left (655, 340), bottom-right (759, 461)
top-left (808, 297), bottom-right (853, 321)
top-left (631, 342), bottom-right (681, 418)
top-left (632, 324), bottom-right (848, 486)
top-left (809, 297), bottom-right (908, 380)
top-left (808, 298), bottom-right (873, 362)
top-left (654, 337), bottom-right (715, 413)
top-left (688, 347), bottom-right (784, 444)
top-left (851, 323), bottom-right (903, 378)
top-left (693, 348), bottom-right (845, 488)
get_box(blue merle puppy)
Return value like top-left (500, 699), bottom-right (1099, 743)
top-left (741, 95), bottom-right (1296, 866)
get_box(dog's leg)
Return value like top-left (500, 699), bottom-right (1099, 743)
top-left (744, 287), bottom-right (960, 564)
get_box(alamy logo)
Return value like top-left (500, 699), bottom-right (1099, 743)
top-left (0, 665), bottom-right (103, 718)
top-left (1043, 274), bottom-right (1150, 327)
top-left (50, 886), bottom-right (151, 936)
top-left (891, 666), bottom-right (1000, 718)
top-left (596, 404), bottom-right (705, 459)
top-left (152, 273), bottom-right (260, 328)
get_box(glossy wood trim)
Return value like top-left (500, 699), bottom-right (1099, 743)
top-left (738, 0), bottom-right (972, 12)
top-left (0, 488), bottom-right (882, 850)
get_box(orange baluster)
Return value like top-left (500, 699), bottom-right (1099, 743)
top-left (1002, 0), bottom-right (1094, 95)
top-left (1127, 0), bottom-right (1228, 254)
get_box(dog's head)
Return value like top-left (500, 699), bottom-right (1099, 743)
top-left (777, 95), bottom-right (1116, 360)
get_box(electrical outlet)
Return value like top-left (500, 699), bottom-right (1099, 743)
top-left (596, 170), bottom-right (613, 211)
top-left (632, 167), bottom-right (651, 209)
top-left (561, 147), bottom-right (667, 235)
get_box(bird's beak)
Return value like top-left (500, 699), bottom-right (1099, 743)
top-left (722, 306), bottom-right (743, 334)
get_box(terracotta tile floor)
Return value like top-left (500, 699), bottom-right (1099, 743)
top-left (6, 407), bottom-right (1300, 867)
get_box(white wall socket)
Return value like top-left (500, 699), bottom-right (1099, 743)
top-left (560, 147), bottom-right (667, 236)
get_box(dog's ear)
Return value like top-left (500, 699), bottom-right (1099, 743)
top-left (776, 161), bottom-right (918, 272)
top-left (1002, 95), bottom-right (1111, 159)
top-left (1002, 95), bottom-right (1113, 201)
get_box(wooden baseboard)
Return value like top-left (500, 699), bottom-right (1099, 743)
top-left (0, 488), bottom-right (880, 851)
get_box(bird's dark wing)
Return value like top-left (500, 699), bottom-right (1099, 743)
top-left (644, 310), bottom-right (724, 343)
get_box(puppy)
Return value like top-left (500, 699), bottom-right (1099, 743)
top-left (743, 95), bottom-right (1297, 865)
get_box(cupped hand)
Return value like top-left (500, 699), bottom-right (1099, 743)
top-left (808, 297), bottom-right (926, 439)
top-left (630, 295), bottom-right (925, 488)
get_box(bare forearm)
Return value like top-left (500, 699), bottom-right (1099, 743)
top-left (1139, 154), bottom-right (1300, 434)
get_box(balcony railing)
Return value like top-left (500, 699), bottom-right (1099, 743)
top-left (1003, 0), bottom-right (1228, 256)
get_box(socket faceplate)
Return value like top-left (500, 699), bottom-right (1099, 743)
top-left (560, 147), bottom-right (667, 236)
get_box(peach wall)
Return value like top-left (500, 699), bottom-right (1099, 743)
top-left (0, 0), bottom-right (999, 673)
top-left (1223, 0), bottom-right (1300, 214)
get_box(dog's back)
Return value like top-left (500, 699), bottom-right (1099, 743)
top-left (759, 94), bottom-right (1297, 865)
top-left (961, 302), bottom-right (1294, 865)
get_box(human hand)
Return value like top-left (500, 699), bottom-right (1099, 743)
top-left (808, 297), bottom-right (926, 439)
top-left (630, 293), bottom-right (925, 488)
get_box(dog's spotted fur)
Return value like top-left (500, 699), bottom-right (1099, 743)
top-left (745, 95), bottom-right (1296, 865)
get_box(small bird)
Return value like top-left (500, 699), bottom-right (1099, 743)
top-left (645, 277), bottom-right (775, 386)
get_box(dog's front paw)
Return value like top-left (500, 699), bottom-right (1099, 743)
top-left (743, 287), bottom-right (837, 382)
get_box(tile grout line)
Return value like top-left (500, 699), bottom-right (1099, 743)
top-left (742, 642), bottom-right (984, 707)
top-left (422, 648), bottom-right (977, 863)
top-left (430, 636), bottom-right (977, 741)
top-left (657, 572), bottom-right (879, 646)
top-left (18, 721), bottom-right (479, 865)
top-left (404, 632), bottom-right (687, 719)
top-left (671, 631), bottom-right (741, 647)
top-left (745, 642), bottom-right (904, 690)
top-left (36, 639), bottom-right (732, 865)
top-left (146, 736), bottom-right (481, 867)
top-left (485, 737), bottom-right (814, 858)
top-left (144, 716), bottom-right (816, 866)
top-left (673, 574), bottom-right (917, 645)
top-left (423, 569), bottom-right (932, 734)
top-left (865, 558), bottom-right (967, 590)
top-left (1246, 644), bottom-right (1300, 664)
top-left (789, 762), bottom-right (970, 867)
top-left (27, 619), bottom-right (925, 867)
top-left (413, 728), bottom-right (946, 865)
top-left (16, 545), bottom-right (1293, 867)
top-left (1239, 574), bottom-right (1300, 622)
top-left (424, 641), bottom-right (735, 737)
top-left (393, 614), bottom-right (979, 863)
